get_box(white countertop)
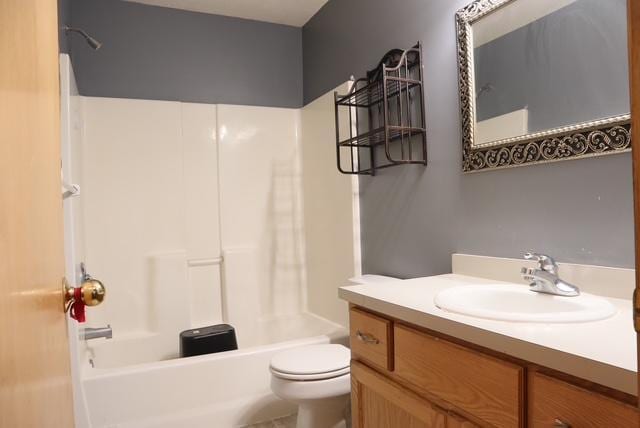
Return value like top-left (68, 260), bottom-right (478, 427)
top-left (339, 273), bottom-right (637, 395)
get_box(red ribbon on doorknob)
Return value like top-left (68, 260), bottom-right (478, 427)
top-left (70, 287), bottom-right (86, 323)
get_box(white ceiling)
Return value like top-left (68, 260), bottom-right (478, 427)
top-left (124, 0), bottom-right (329, 27)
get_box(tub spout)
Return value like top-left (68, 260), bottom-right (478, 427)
top-left (81, 325), bottom-right (112, 340)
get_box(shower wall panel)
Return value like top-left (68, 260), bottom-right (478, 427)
top-left (217, 105), bottom-right (306, 339)
top-left (300, 83), bottom-right (360, 327)
top-left (81, 98), bottom-right (222, 358)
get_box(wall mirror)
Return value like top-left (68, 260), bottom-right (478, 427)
top-left (456, 0), bottom-right (631, 172)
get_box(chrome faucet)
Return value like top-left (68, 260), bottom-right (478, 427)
top-left (520, 253), bottom-right (580, 297)
top-left (80, 325), bottom-right (112, 341)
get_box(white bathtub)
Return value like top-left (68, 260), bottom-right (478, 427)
top-left (82, 313), bottom-right (347, 428)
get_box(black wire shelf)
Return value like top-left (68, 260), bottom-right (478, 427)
top-left (335, 77), bottom-right (422, 109)
top-left (334, 42), bottom-right (427, 176)
top-left (338, 126), bottom-right (426, 147)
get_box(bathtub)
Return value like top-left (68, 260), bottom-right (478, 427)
top-left (82, 313), bottom-right (347, 428)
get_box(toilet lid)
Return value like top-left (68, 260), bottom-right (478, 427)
top-left (270, 365), bottom-right (350, 381)
top-left (270, 344), bottom-right (350, 379)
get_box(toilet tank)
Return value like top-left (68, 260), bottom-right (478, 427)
top-left (348, 274), bottom-right (400, 285)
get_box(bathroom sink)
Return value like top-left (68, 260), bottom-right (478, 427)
top-left (434, 284), bottom-right (616, 323)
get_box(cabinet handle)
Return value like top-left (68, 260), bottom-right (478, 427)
top-left (554, 419), bottom-right (570, 428)
top-left (356, 330), bottom-right (379, 344)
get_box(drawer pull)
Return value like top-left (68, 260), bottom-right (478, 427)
top-left (554, 419), bottom-right (570, 428)
top-left (356, 330), bottom-right (380, 344)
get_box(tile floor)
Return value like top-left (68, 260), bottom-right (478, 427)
top-left (244, 404), bottom-right (351, 427)
top-left (244, 414), bottom-right (296, 428)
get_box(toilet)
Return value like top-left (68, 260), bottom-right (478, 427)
top-left (270, 344), bottom-right (351, 428)
top-left (270, 275), bottom-right (399, 428)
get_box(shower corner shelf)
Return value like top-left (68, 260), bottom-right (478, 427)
top-left (334, 42), bottom-right (427, 176)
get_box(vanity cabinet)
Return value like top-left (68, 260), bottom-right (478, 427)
top-left (349, 306), bottom-right (638, 428)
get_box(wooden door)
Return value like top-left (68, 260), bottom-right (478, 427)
top-left (630, 0), bottom-right (640, 405)
top-left (0, 0), bottom-right (74, 427)
top-left (351, 361), bottom-right (446, 428)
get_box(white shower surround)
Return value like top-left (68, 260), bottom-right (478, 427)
top-left (80, 97), bottom-right (224, 352)
top-left (79, 98), bottom-right (321, 361)
top-left (61, 57), bottom-right (358, 428)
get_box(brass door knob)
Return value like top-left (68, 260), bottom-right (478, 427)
top-left (79, 278), bottom-right (106, 306)
top-left (63, 277), bottom-right (106, 310)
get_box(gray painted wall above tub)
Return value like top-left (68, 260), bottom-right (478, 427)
top-left (68, 0), bottom-right (303, 107)
top-left (303, 0), bottom-right (634, 276)
top-left (58, 0), bottom-right (71, 54)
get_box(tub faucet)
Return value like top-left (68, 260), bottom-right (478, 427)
top-left (80, 325), bottom-right (112, 340)
top-left (520, 253), bottom-right (580, 297)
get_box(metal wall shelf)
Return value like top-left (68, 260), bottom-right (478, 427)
top-left (338, 126), bottom-right (426, 148)
top-left (334, 43), bottom-right (427, 175)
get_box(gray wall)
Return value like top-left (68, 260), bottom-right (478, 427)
top-left (475, 0), bottom-right (629, 132)
top-left (68, 0), bottom-right (303, 107)
top-left (303, 0), bottom-right (634, 276)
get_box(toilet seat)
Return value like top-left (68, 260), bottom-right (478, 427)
top-left (270, 344), bottom-right (350, 381)
top-left (271, 365), bottom-right (350, 381)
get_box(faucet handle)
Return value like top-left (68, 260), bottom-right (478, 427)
top-left (524, 252), bottom-right (558, 275)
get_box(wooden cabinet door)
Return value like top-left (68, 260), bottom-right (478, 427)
top-left (447, 412), bottom-right (479, 428)
top-left (0, 0), bottom-right (74, 427)
top-left (351, 360), bottom-right (446, 428)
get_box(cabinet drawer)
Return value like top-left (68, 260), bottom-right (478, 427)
top-left (528, 372), bottom-right (638, 428)
top-left (394, 324), bottom-right (523, 428)
top-left (349, 307), bottom-right (393, 371)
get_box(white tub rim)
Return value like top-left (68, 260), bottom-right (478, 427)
top-left (84, 328), bottom-right (348, 380)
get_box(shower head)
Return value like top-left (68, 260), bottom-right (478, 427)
top-left (64, 26), bottom-right (102, 50)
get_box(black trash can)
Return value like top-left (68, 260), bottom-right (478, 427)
top-left (180, 324), bottom-right (238, 358)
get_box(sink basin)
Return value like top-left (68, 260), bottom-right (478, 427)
top-left (434, 284), bottom-right (617, 323)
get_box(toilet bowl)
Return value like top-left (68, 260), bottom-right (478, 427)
top-left (269, 275), bottom-right (399, 427)
top-left (270, 344), bottom-right (351, 428)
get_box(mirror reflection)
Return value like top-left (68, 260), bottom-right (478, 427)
top-left (471, 0), bottom-right (629, 146)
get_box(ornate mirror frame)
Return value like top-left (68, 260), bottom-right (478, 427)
top-left (456, 0), bottom-right (631, 173)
